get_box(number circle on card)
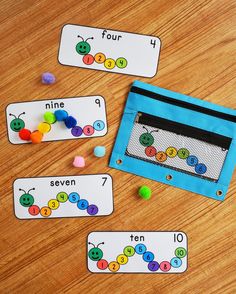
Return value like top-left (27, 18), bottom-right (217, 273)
top-left (83, 54), bottom-right (94, 65)
top-left (108, 261), bottom-right (120, 272)
top-left (195, 163), bottom-right (207, 174)
top-left (170, 257), bottom-right (182, 268)
top-left (104, 58), bottom-right (115, 69)
top-left (175, 247), bottom-right (187, 258)
top-left (40, 206), bottom-right (52, 217)
top-left (116, 57), bottom-right (127, 69)
top-left (187, 155), bottom-right (198, 166)
top-left (77, 199), bottom-right (89, 210)
top-left (155, 151), bottom-right (167, 162)
top-left (116, 254), bottom-right (128, 265)
top-left (97, 259), bottom-right (108, 270)
top-left (143, 251), bottom-right (154, 262)
top-left (71, 126), bottom-right (83, 137)
top-left (93, 120), bottom-right (105, 131)
top-left (135, 243), bottom-right (147, 254)
top-left (68, 192), bottom-right (80, 203)
top-left (160, 261), bottom-right (171, 272)
top-left (48, 199), bottom-right (60, 210)
top-left (123, 246), bottom-right (135, 257)
top-left (148, 261), bottom-right (160, 272)
top-left (178, 148), bottom-right (190, 159)
top-left (166, 147), bottom-right (177, 158)
top-left (56, 192), bottom-right (68, 203)
top-left (145, 146), bottom-right (157, 157)
top-left (83, 125), bottom-right (95, 136)
top-left (28, 205), bottom-right (40, 216)
top-left (87, 205), bottom-right (99, 215)
top-left (94, 53), bottom-right (106, 64)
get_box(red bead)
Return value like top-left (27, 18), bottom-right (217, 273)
top-left (19, 128), bottom-right (31, 141)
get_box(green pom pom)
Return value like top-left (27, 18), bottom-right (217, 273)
top-left (44, 112), bottom-right (56, 124)
top-left (138, 186), bottom-right (152, 200)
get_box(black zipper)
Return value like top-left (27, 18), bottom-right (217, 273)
top-left (131, 86), bottom-right (236, 123)
top-left (138, 112), bottom-right (232, 149)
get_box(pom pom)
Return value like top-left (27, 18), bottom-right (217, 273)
top-left (54, 110), bottom-right (68, 121)
top-left (64, 116), bottom-right (77, 129)
top-left (41, 72), bottom-right (56, 84)
top-left (138, 186), bottom-right (152, 200)
top-left (73, 156), bottom-right (85, 167)
top-left (19, 128), bottom-right (31, 141)
top-left (30, 131), bottom-right (43, 144)
top-left (44, 112), bottom-right (56, 124)
top-left (94, 146), bottom-right (106, 157)
top-left (38, 122), bottom-right (51, 134)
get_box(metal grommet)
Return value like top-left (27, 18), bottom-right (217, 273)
top-left (216, 190), bottom-right (223, 196)
top-left (116, 159), bottom-right (122, 165)
top-left (166, 175), bottom-right (172, 181)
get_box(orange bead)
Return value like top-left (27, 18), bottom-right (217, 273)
top-left (30, 130), bottom-right (43, 144)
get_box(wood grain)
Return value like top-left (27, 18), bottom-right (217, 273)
top-left (0, 0), bottom-right (236, 293)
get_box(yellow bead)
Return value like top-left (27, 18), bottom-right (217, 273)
top-left (38, 122), bottom-right (51, 134)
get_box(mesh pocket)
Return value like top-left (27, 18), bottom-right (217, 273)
top-left (126, 114), bottom-right (230, 182)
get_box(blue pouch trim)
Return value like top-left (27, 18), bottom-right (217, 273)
top-left (109, 81), bottom-right (236, 201)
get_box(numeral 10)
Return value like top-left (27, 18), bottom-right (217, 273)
top-left (174, 233), bottom-right (183, 242)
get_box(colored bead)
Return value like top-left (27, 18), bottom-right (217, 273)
top-left (41, 72), bottom-right (56, 84)
top-left (64, 116), bottom-right (77, 129)
top-left (138, 185), bottom-right (152, 200)
top-left (30, 131), bottom-right (43, 144)
top-left (19, 128), bottom-right (31, 141)
top-left (54, 110), bottom-right (68, 121)
top-left (38, 122), bottom-right (51, 134)
top-left (94, 146), bottom-right (106, 157)
top-left (73, 156), bottom-right (85, 167)
top-left (44, 112), bottom-right (56, 124)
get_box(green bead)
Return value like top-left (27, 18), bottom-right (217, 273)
top-left (44, 112), bottom-right (56, 124)
top-left (138, 186), bottom-right (152, 200)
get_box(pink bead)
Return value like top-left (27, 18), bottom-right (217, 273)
top-left (73, 156), bottom-right (85, 168)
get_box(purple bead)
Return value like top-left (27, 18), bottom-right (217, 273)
top-left (148, 261), bottom-right (159, 272)
top-left (71, 126), bottom-right (83, 137)
top-left (87, 204), bottom-right (99, 215)
top-left (41, 72), bottom-right (56, 84)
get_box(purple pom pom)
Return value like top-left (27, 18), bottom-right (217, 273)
top-left (41, 72), bottom-right (56, 84)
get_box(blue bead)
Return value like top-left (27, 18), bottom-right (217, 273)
top-left (54, 110), bottom-right (68, 121)
top-left (94, 146), bottom-right (106, 157)
top-left (170, 257), bottom-right (182, 268)
top-left (64, 116), bottom-right (77, 129)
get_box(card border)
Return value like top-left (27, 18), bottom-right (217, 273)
top-left (5, 95), bottom-right (108, 145)
top-left (57, 23), bottom-right (162, 78)
top-left (13, 174), bottom-right (114, 220)
top-left (86, 231), bottom-right (188, 274)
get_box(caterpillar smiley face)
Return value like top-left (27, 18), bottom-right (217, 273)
top-left (139, 126), bottom-right (158, 147)
top-left (88, 242), bottom-right (104, 261)
top-left (9, 112), bottom-right (25, 132)
top-left (76, 35), bottom-right (94, 55)
top-left (19, 188), bottom-right (35, 207)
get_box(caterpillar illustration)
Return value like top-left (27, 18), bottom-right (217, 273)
top-left (88, 242), bottom-right (187, 272)
top-left (19, 188), bottom-right (98, 217)
top-left (139, 126), bottom-right (207, 175)
top-left (75, 35), bottom-right (128, 70)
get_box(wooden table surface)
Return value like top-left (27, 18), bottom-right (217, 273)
top-left (0, 0), bottom-right (236, 293)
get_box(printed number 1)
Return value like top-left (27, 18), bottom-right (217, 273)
top-left (150, 39), bottom-right (156, 48)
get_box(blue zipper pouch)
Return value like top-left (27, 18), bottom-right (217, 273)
top-left (109, 81), bottom-right (236, 201)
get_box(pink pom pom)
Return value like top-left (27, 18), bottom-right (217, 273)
top-left (73, 156), bottom-right (85, 168)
